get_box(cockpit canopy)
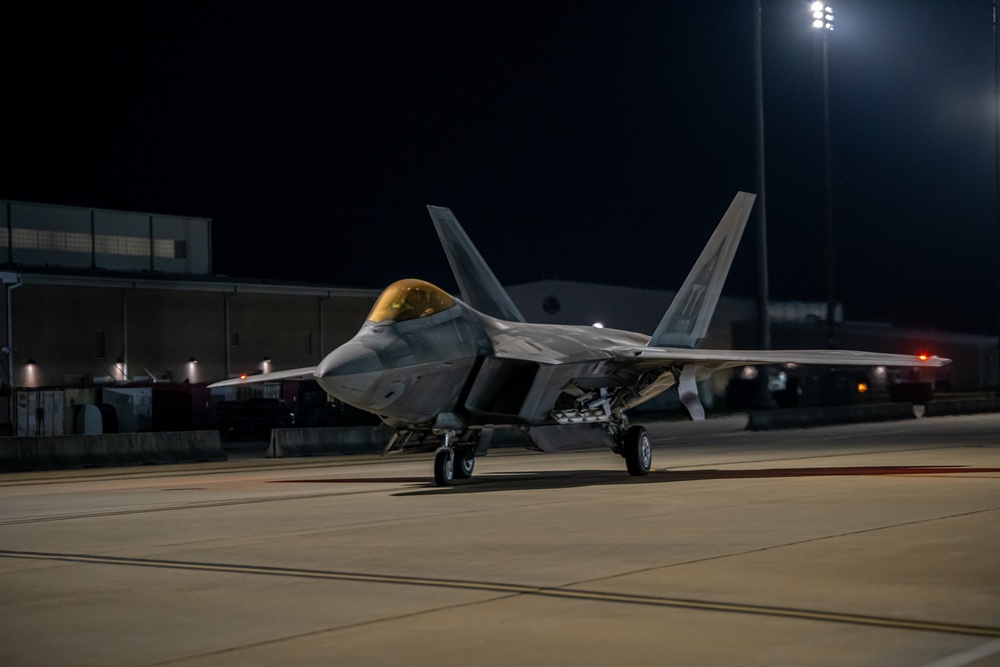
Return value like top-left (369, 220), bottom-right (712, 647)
top-left (367, 279), bottom-right (457, 323)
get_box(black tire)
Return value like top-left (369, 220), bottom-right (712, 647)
top-left (433, 449), bottom-right (454, 486)
top-left (453, 448), bottom-right (475, 479)
top-left (624, 425), bottom-right (651, 477)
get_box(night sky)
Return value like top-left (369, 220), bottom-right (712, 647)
top-left (3, 1), bottom-right (997, 335)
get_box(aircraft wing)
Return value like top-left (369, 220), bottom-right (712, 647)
top-left (614, 347), bottom-right (951, 369)
top-left (207, 366), bottom-right (318, 388)
top-left (608, 346), bottom-right (949, 418)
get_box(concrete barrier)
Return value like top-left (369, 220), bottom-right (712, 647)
top-left (924, 396), bottom-right (1000, 417)
top-left (270, 426), bottom-right (394, 457)
top-left (747, 403), bottom-right (915, 431)
top-left (0, 431), bottom-right (226, 472)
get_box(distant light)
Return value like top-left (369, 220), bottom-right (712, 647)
top-left (741, 366), bottom-right (758, 381)
top-left (592, 322), bottom-right (604, 329)
top-left (918, 353), bottom-right (929, 362)
top-left (857, 383), bottom-right (868, 394)
top-left (24, 359), bottom-right (38, 387)
top-left (811, 2), bottom-right (834, 30)
top-left (239, 373), bottom-right (248, 380)
top-left (873, 366), bottom-right (887, 378)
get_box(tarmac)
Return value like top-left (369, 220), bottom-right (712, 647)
top-left (1, 413), bottom-right (998, 666)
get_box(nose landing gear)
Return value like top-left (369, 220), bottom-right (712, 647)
top-left (432, 431), bottom-right (479, 486)
top-left (433, 447), bottom-right (455, 486)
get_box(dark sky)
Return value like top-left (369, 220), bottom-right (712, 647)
top-left (3, 1), bottom-right (997, 334)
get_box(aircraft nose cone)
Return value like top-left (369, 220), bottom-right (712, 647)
top-left (316, 342), bottom-right (381, 378)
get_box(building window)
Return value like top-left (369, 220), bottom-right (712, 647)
top-left (95, 234), bottom-right (150, 257)
top-left (230, 331), bottom-right (240, 348)
top-left (95, 330), bottom-right (106, 359)
top-left (152, 239), bottom-right (187, 259)
top-left (9, 229), bottom-right (92, 253)
top-left (304, 331), bottom-right (312, 356)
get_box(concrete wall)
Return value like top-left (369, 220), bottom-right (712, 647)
top-left (0, 431), bottom-right (225, 471)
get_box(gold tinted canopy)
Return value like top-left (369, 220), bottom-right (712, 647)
top-left (367, 279), bottom-right (457, 323)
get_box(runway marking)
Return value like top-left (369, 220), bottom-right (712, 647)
top-left (0, 488), bottom-right (393, 526)
top-left (2, 549), bottom-right (999, 639)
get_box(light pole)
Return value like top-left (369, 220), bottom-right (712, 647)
top-left (812, 2), bottom-right (836, 349)
top-left (994, 0), bottom-right (1000, 394)
top-left (753, 0), bottom-right (770, 353)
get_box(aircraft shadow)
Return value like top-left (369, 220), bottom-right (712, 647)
top-left (392, 465), bottom-right (1000, 496)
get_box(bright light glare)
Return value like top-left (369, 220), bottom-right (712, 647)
top-left (918, 353), bottom-right (929, 362)
top-left (857, 383), bottom-right (868, 394)
top-left (741, 366), bottom-right (758, 381)
top-left (811, 2), bottom-right (833, 30)
top-left (592, 322), bottom-right (604, 329)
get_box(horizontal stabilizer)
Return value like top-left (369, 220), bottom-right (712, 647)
top-left (427, 206), bottom-right (525, 323)
top-left (649, 192), bottom-right (756, 349)
top-left (208, 366), bottom-right (317, 388)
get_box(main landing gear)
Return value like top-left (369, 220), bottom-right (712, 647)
top-left (622, 424), bottom-right (651, 477)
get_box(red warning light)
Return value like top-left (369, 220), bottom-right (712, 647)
top-left (917, 354), bottom-right (929, 362)
top-left (239, 374), bottom-right (248, 380)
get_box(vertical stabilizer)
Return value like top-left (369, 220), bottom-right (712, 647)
top-left (427, 206), bottom-right (526, 323)
top-left (648, 192), bottom-right (756, 348)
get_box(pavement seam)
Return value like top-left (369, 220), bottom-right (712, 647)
top-left (143, 593), bottom-right (522, 666)
top-left (2, 548), bottom-right (998, 639)
top-left (561, 506), bottom-right (1000, 587)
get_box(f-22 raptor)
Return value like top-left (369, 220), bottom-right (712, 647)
top-left (210, 193), bottom-right (949, 485)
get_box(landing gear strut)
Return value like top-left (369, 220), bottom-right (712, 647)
top-left (623, 425), bottom-right (651, 477)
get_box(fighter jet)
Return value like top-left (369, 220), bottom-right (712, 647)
top-left (210, 193), bottom-right (949, 485)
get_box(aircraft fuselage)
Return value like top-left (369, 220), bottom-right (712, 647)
top-left (314, 298), bottom-right (651, 429)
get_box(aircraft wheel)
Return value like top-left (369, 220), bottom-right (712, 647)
top-left (454, 448), bottom-right (475, 479)
top-left (434, 449), bottom-right (454, 486)
top-left (624, 425), bottom-right (651, 477)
